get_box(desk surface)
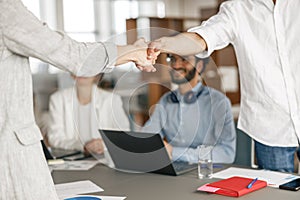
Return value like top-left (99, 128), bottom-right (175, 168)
top-left (52, 164), bottom-right (300, 200)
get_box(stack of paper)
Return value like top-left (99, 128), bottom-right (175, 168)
top-left (55, 180), bottom-right (126, 200)
top-left (212, 167), bottom-right (300, 188)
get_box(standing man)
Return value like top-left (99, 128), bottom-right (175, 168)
top-left (148, 0), bottom-right (300, 172)
top-left (142, 54), bottom-right (236, 164)
top-left (0, 0), bottom-right (156, 199)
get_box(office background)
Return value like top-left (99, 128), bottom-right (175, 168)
top-left (22, 0), bottom-right (299, 172)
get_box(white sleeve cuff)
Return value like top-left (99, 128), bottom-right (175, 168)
top-left (188, 26), bottom-right (216, 58)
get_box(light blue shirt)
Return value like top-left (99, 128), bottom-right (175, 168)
top-left (142, 82), bottom-right (236, 164)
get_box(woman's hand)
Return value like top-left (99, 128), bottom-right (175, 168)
top-left (84, 138), bottom-right (104, 155)
top-left (116, 38), bottom-right (160, 72)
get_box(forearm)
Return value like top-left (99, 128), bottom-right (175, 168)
top-left (172, 144), bottom-right (235, 164)
top-left (212, 144), bottom-right (235, 164)
top-left (172, 147), bottom-right (198, 164)
top-left (116, 44), bottom-right (136, 65)
top-left (158, 32), bottom-right (207, 56)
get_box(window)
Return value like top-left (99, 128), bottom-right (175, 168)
top-left (113, 0), bottom-right (138, 35)
top-left (113, 0), bottom-right (165, 35)
top-left (49, 0), bottom-right (97, 73)
top-left (23, 0), bottom-right (166, 74)
top-left (63, 0), bottom-right (96, 42)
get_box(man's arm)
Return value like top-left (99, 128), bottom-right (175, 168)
top-left (148, 1), bottom-right (237, 59)
top-left (148, 32), bottom-right (207, 57)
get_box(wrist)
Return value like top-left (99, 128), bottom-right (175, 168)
top-left (116, 45), bottom-right (136, 65)
top-left (157, 37), bottom-right (169, 53)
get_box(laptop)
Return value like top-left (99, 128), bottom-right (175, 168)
top-left (99, 129), bottom-right (197, 176)
top-left (41, 140), bottom-right (85, 160)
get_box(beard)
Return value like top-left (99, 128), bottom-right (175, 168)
top-left (170, 67), bottom-right (197, 85)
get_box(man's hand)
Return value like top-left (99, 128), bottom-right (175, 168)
top-left (163, 140), bottom-right (173, 160)
top-left (116, 38), bottom-right (159, 72)
top-left (84, 138), bottom-right (104, 155)
top-left (132, 38), bottom-right (159, 72)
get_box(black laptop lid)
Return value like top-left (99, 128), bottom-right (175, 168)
top-left (41, 140), bottom-right (81, 160)
top-left (41, 140), bottom-right (54, 160)
top-left (99, 129), bottom-right (177, 175)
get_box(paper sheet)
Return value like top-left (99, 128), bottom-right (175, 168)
top-left (55, 180), bottom-right (104, 199)
top-left (64, 195), bottom-right (126, 200)
top-left (213, 167), bottom-right (300, 188)
top-left (51, 160), bottom-right (99, 171)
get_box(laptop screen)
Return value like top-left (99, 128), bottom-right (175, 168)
top-left (99, 129), bottom-right (196, 176)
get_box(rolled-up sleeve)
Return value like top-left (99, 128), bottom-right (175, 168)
top-left (2, 0), bottom-right (117, 76)
top-left (188, 2), bottom-right (236, 57)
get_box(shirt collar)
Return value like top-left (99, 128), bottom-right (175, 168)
top-left (175, 82), bottom-right (204, 97)
top-left (192, 82), bottom-right (203, 93)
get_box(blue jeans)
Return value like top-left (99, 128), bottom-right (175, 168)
top-left (254, 140), bottom-right (299, 173)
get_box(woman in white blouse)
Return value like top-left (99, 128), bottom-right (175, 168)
top-left (0, 0), bottom-right (157, 198)
top-left (47, 74), bottom-right (130, 155)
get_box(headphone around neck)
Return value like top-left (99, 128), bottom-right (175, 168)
top-left (167, 85), bottom-right (205, 104)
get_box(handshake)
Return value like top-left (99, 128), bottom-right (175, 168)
top-left (117, 33), bottom-right (206, 72)
top-left (117, 38), bottom-right (162, 73)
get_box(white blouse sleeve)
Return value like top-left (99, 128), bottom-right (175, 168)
top-left (2, 0), bottom-right (117, 76)
top-left (111, 95), bottom-right (130, 131)
top-left (47, 92), bottom-right (84, 151)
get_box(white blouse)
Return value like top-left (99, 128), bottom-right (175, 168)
top-left (48, 86), bottom-right (130, 151)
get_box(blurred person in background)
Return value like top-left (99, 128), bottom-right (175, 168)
top-left (142, 54), bottom-right (236, 164)
top-left (47, 73), bottom-right (130, 155)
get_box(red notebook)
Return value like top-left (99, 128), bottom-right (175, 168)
top-left (197, 176), bottom-right (267, 197)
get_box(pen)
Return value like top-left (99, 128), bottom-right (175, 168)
top-left (247, 178), bottom-right (258, 189)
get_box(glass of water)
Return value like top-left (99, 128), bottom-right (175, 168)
top-left (197, 145), bottom-right (213, 179)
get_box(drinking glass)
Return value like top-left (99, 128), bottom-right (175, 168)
top-left (197, 145), bottom-right (213, 179)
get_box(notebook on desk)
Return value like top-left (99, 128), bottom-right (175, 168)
top-left (197, 176), bottom-right (267, 197)
top-left (99, 129), bottom-right (197, 176)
